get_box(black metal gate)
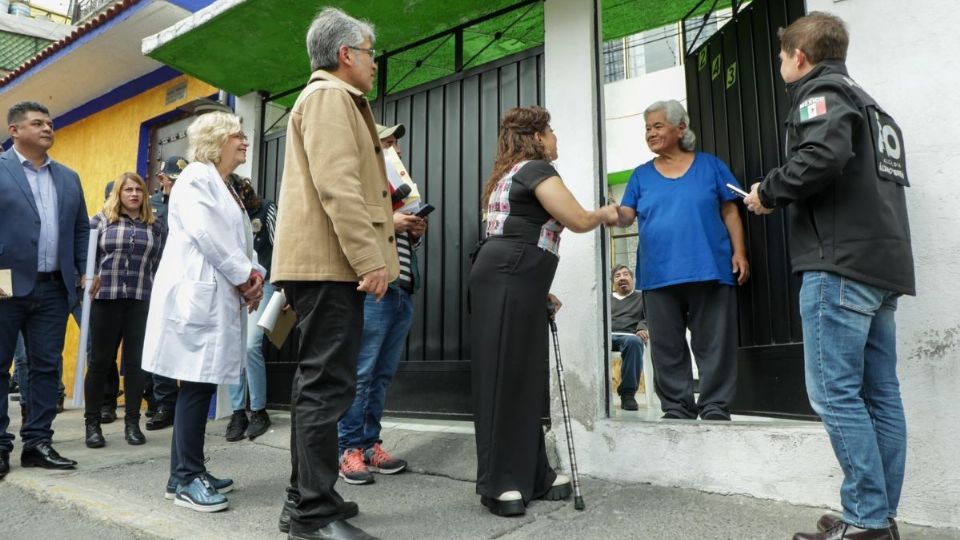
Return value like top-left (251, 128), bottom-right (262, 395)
top-left (684, 0), bottom-right (814, 418)
top-left (259, 49), bottom-right (544, 418)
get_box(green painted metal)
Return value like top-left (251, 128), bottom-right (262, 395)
top-left (147, 0), bottom-right (731, 98)
top-left (0, 31), bottom-right (51, 72)
top-left (607, 168), bottom-right (633, 186)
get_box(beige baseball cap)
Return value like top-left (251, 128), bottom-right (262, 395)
top-left (376, 123), bottom-right (406, 140)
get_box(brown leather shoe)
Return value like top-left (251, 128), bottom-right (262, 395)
top-left (817, 514), bottom-right (900, 540)
top-left (793, 519), bottom-right (895, 540)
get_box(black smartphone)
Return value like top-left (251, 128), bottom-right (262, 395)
top-left (414, 204), bottom-right (435, 218)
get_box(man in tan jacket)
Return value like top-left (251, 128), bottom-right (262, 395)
top-left (271, 7), bottom-right (398, 540)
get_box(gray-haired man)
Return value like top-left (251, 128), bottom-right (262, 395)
top-left (272, 7), bottom-right (397, 540)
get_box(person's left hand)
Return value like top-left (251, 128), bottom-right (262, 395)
top-left (239, 271), bottom-right (264, 307)
top-left (636, 328), bottom-right (649, 343)
top-left (732, 252), bottom-right (750, 285)
top-left (744, 182), bottom-right (774, 216)
top-left (547, 293), bottom-right (562, 320)
top-left (394, 212), bottom-right (424, 234)
top-left (88, 275), bottom-right (101, 298)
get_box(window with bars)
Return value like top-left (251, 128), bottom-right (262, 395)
top-left (602, 8), bottom-right (734, 84)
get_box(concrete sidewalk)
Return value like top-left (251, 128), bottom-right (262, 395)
top-left (1, 407), bottom-right (956, 540)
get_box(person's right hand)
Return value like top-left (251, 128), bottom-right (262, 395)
top-left (358, 267), bottom-right (389, 300)
top-left (598, 204), bottom-right (620, 226)
top-left (393, 212), bottom-right (424, 234)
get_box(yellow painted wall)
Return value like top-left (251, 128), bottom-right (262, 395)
top-left (48, 75), bottom-right (218, 398)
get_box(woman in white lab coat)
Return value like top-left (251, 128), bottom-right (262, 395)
top-left (142, 112), bottom-right (265, 513)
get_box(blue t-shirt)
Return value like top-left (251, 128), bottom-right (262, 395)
top-left (620, 152), bottom-right (738, 290)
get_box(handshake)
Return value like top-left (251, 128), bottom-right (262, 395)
top-left (597, 201), bottom-right (624, 227)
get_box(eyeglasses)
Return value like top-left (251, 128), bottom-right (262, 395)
top-left (230, 132), bottom-right (249, 142)
top-left (348, 46), bottom-right (377, 58)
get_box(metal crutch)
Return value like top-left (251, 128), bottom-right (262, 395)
top-left (547, 304), bottom-right (586, 511)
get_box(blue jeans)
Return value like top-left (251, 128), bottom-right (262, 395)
top-left (611, 333), bottom-right (644, 396)
top-left (337, 288), bottom-right (413, 452)
top-left (0, 281), bottom-right (70, 451)
top-left (229, 281), bottom-right (275, 412)
top-left (800, 271), bottom-right (906, 529)
top-left (14, 299), bottom-right (72, 405)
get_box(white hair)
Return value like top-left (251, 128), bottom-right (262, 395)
top-left (186, 112), bottom-right (242, 164)
top-left (306, 7), bottom-right (376, 71)
top-left (644, 99), bottom-right (697, 151)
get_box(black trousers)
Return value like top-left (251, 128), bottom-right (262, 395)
top-left (469, 239), bottom-right (558, 504)
top-left (169, 380), bottom-right (217, 485)
top-left (283, 281), bottom-right (364, 530)
top-left (152, 374), bottom-right (179, 412)
top-left (643, 282), bottom-right (738, 419)
top-left (84, 299), bottom-right (148, 422)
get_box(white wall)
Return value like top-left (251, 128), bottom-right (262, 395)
top-left (543, 0), bottom-right (608, 433)
top-left (550, 0), bottom-right (960, 529)
top-left (233, 91), bottom-right (262, 184)
top-left (804, 0), bottom-right (960, 527)
top-left (604, 66), bottom-right (686, 174)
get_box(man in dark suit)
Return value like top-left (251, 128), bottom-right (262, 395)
top-left (0, 101), bottom-right (89, 478)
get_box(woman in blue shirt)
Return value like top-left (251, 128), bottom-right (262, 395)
top-left (616, 100), bottom-right (749, 421)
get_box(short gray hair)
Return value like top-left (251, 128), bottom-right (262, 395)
top-left (306, 7), bottom-right (376, 72)
top-left (644, 99), bottom-right (697, 152)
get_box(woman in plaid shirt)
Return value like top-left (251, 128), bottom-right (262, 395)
top-left (83, 172), bottom-right (164, 448)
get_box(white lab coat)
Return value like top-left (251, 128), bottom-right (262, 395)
top-left (142, 162), bottom-right (264, 385)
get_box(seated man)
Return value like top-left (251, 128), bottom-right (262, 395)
top-left (611, 265), bottom-right (647, 411)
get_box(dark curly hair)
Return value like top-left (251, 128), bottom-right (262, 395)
top-left (481, 106), bottom-right (552, 210)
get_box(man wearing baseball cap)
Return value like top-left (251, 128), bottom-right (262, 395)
top-left (144, 155), bottom-right (186, 431)
top-left (337, 122), bottom-right (426, 486)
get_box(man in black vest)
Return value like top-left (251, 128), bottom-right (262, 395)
top-left (745, 12), bottom-right (913, 540)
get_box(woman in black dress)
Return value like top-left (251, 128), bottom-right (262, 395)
top-left (470, 106), bottom-right (619, 517)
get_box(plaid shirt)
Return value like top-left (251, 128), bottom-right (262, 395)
top-left (91, 212), bottom-right (164, 301)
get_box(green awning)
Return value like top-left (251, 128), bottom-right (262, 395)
top-left (146, 0), bottom-right (730, 100)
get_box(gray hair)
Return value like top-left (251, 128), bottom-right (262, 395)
top-left (644, 100), bottom-right (697, 151)
top-left (306, 7), bottom-right (376, 71)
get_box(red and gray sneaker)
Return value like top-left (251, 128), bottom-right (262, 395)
top-left (339, 448), bottom-right (374, 485)
top-left (363, 443), bottom-right (407, 475)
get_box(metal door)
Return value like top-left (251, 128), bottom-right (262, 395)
top-left (148, 115), bottom-right (192, 192)
top-left (685, 0), bottom-right (813, 418)
top-left (258, 49), bottom-right (545, 417)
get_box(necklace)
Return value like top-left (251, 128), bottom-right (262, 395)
top-left (224, 178), bottom-right (245, 211)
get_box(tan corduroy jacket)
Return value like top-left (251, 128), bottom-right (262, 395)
top-left (271, 70), bottom-right (399, 284)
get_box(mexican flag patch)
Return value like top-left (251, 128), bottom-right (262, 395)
top-left (799, 96), bottom-right (827, 122)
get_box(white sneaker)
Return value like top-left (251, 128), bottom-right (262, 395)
top-left (497, 490), bottom-right (522, 501)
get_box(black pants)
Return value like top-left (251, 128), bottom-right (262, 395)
top-left (169, 380), bottom-right (216, 485)
top-left (152, 374), bottom-right (179, 412)
top-left (283, 281), bottom-right (364, 530)
top-left (84, 299), bottom-right (148, 422)
top-left (644, 282), bottom-right (737, 419)
top-left (469, 239), bottom-right (558, 503)
top-left (102, 361), bottom-right (120, 409)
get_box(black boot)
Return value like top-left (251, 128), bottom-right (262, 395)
top-left (124, 418), bottom-right (146, 446)
top-left (85, 417), bottom-right (105, 448)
